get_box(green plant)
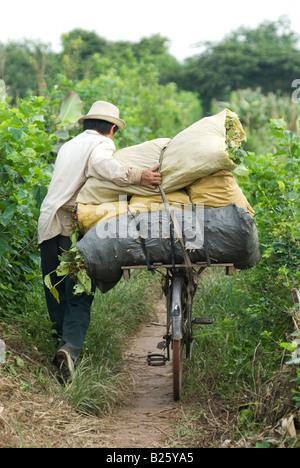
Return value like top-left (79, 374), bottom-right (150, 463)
top-left (280, 289), bottom-right (300, 408)
top-left (44, 227), bottom-right (93, 302)
top-left (62, 355), bottom-right (126, 415)
top-left (62, 270), bottom-right (157, 415)
top-left (214, 88), bottom-right (300, 154)
top-left (225, 115), bottom-right (248, 165)
top-left (238, 119), bottom-right (300, 313)
top-left (0, 96), bottom-right (55, 314)
top-left (49, 56), bottom-right (202, 149)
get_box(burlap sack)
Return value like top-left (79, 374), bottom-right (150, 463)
top-left (188, 171), bottom-right (255, 216)
top-left (77, 200), bottom-right (128, 234)
top-left (161, 109), bottom-right (245, 191)
top-left (77, 191), bottom-right (191, 234)
top-left (76, 109), bottom-right (246, 204)
top-left (77, 138), bottom-right (169, 204)
top-left (77, 170), bottom-right (254, 235)
top-left (129, 191), bottom-right (191, 214)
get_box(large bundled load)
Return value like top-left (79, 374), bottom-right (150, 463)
top-left (77, 109), bottom-right (245, 204)
top-left (74, 109), bottom-right (260, 293)
top-left (76, 206), bottom-right (260, 293)
top-left (77, 170), bottom-right (255, 235)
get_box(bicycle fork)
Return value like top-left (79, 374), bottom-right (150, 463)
top-left (171, 274), bottom-right (183, 342)
top-left (147, 271), bottom-right (183, 367)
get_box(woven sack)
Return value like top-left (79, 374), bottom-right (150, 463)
top-left (77, 138), bottom-right (169, 204)
top-left (188, 171), bottom-right (255, 216)
top-left (76, 109), bottom-right (246, 204)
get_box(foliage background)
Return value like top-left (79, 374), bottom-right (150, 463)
top-left (0, 17), bottom-right (299, 443)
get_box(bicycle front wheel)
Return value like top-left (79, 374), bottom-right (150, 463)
top-left (173, 338), bottom-right (183, 401)
top-left (171, 274), bottom-right (184, 401)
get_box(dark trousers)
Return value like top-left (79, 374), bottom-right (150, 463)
top-left (40, 235), bottom-right (95, 361)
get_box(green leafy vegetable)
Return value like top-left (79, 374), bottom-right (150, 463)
top-left (225, 116), bottom-right (247, 165)
top-left (44, 225), bottom-right (93, 302)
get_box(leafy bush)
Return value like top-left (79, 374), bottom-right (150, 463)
top-left (0, 62), bottom-right (202, 317)
top-left (233, 119), bottom-right (300, 375)
top-left (0, 96), bottom-right (55, 313)
top-left (48, 56), bottom-right (202, 150)
top-left (186, 119), bottom-right (300, 400)
top-left (240, 119), bottom-right (300, 308)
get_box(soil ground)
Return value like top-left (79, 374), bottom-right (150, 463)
top-left (2, 297), bottom-right (297, 448)
top-left (94, 300), bottom-right (178, 448)
top-left (0, 300), bottom-right (183, 448)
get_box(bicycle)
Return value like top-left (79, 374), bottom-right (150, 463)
top-left (122, 261), bottom-right (234, 401)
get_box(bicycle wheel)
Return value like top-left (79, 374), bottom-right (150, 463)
top-left (173, 338), bottom-right (183, 401)
top-left (171, 274), bottom-right (184, 401)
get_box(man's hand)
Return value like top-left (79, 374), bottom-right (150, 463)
top-left (140, 164), bottom-right (162, 190)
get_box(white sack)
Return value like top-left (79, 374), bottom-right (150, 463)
top-left (77, 109), bottom-right (244, 204)
top-left (161, 109), bottom-right (238, 191)
top-left (77, 138), bottom-right (169, 204)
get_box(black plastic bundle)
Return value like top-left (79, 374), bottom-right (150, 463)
top-left (76, 204), bottom-right (260, 293)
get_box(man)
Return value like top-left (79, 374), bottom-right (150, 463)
top-left (38, 100), bottom-right (161, 380)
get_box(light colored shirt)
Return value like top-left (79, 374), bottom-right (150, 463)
top-left (38, 130), bottom-right (143, 244)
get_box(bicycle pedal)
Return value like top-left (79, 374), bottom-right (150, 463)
top-left (147, 352), bottom-right (167, 366)
top-left (157, 341), bottom-right (166, 350)
top-left (192, 317), bottom-right (214, 325)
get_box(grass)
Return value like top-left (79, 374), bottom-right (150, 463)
top-left (183, 267), bottom-right (287, 396)
top-left (172, 268), bottom-right (299, 447)
top-left (62, 270), bottom-right (158, 415)
top-left (183, 269), bottom-right (253, 395)
top-left (0, 269), bottom-right (158, 418)
top-left (1, 266), bottom-right (298, 447)
top-left (62, 356), bottom-right (127, 416)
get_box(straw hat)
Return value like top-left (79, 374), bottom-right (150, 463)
top-left (78, 101), bottom-right (126, 130)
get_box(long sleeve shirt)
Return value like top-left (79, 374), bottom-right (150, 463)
top-left (38, 130), bottom-right (143, 244)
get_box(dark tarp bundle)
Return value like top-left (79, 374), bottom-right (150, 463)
top-left (76, 204), bottom-right (260, 293)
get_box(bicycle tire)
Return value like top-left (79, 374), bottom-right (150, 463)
top-left (173, 338), bottom-right (183, 401)
top-left (170, 273), bottom-right (183, 400)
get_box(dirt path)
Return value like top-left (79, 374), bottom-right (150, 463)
top-left (96, 299), bottom-right (178, 448)
top-left (0, 299), bottom-right (182, 448)
top-left (3, 296), bottom-right (294, 448)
